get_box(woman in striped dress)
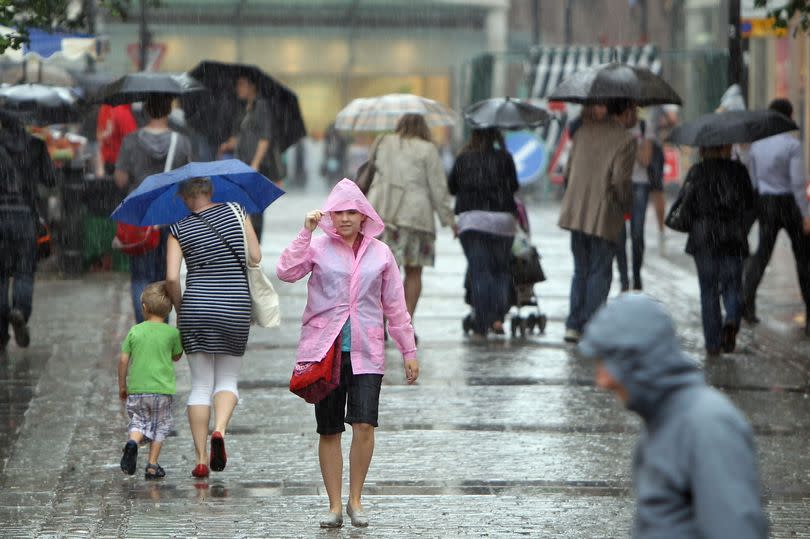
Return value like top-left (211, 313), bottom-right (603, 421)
top-left (165, 177), bottom-right (262, 479)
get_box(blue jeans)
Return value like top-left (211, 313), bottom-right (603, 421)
top-left (694, 254), bottom-right (743, 352)
top-left (0, 207), bottom-right (36, 345)
top-left (460, 231), bottom-right (514, 334)
top-left (567, 231), bottom-right (615, 332)
top-left (616, 183), bottom-right (650, 290)
top-left (129, 230), bottom-right (168, 323)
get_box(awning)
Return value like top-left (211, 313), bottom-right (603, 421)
top-left (0, 27), bottom-right (105, 62)
top-left (528, 44), bottom-right (661, 100)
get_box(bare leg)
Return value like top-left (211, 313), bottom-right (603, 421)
top-left (128, 431), bottom-right (145, 444)
top-left (651, 191), bottom-right (666, 232)
top-left (213, 391), bottom-right (238, 434)
top-left (348, 423), bottom-right (375, 511)
top-left (319, 433), bottom-right (343, 513)
top-left (187, 405), bottom-right (210, 465)
top-left (147, 441), bottom-right (163, 465)
top-left (403, 266), bottom-right (423, 318)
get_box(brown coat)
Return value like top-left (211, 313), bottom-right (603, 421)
top-left (558, 120), bottom-right (636, 243)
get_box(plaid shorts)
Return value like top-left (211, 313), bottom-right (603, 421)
top-left (379, 226), bottom-right (436, 268)
top-left (126, 394), bottom-right (174, 442)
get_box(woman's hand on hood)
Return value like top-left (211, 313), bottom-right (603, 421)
top-left (305, 210), bottom-right (324, 232)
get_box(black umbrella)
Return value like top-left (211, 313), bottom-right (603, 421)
top-left (464, 97), bottom-right (550, 130)
top-left (95, 72), bottom-right (205, 106)
top-left (667, 110), bottom-right (798, 146)
top-left (0, 83), bottom-right (81, 124)
top-left (548, 62), bottom-right (682, 106)
top-left (184, 61), bottom-right (306, 153)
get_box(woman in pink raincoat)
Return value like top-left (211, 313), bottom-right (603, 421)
top-left (276, 179), bottom-right (419, 529)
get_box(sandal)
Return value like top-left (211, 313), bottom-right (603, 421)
top-left (192, 463), bottom-right (209, 478)
top-left (120, 440), bottom-right (137, 475)
top-left (144, 463), bottom-right (165, 480)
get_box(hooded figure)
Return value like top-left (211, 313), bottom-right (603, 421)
top-left (277, 179), bottom-right (417, 374)
top-left (579, 294), bottom-right (767, 539)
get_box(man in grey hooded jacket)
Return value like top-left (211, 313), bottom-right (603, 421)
top-left (579, 293), bottom-right (767, 538)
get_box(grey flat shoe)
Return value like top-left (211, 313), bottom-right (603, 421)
top-left (346, 503), bottom-right (369, 528)
top-left (319, 511), bottom-right (343, 528)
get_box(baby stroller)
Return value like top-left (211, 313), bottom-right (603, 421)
top-left (508, 198), bottom-right (547, 337)
top-left (461, 198), bottom-right (547, 337)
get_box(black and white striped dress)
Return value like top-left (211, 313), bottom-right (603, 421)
top-left (170, 204), bottom-right (251, 356)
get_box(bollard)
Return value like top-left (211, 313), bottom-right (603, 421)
top-left (59, 166), bottom-right (85, 276)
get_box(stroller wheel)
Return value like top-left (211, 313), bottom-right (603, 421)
top-left (537, 314), bottom-right (547, 334)
top-left (526, 314), bottom-right (537, 332)
top-left (519, 318), bottom-right (529, 338)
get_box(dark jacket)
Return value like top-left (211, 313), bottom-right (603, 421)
top-left (0, 118), bottom-right (57, 208)
top-left (578, 294), bottom-right (768, 539)
top-left (679, 158), bottom-right (756, 257)
top-left (448, 149), bottom-right (518, 215)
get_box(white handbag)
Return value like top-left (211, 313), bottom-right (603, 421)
top-left (227, 203), bottom-right (281, 328)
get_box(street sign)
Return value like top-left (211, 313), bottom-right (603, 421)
top-left (126, 43), bottom-right (167, 71)
top-left (740, 17), bottom-right (788, 37)
top-left (505, 131), bottom-right (546, 185)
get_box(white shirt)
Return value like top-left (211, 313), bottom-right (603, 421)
top-left (749, 132), bottom-right (808, 218)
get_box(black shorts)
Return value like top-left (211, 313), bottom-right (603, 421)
top-left (314, 352), bottom-right (383, 435)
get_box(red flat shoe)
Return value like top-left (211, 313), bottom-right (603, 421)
top-left (191, 463), bottom-right (209, 478)
top-left (210, 431), bottom-right (227, 472)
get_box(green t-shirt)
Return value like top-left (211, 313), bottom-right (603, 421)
top-left (121, 321), bottom-right (183, 395)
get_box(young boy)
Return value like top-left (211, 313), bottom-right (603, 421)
top-left (118, 281), bottom-right (183, 479)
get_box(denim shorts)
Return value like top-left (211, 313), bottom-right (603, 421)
top-left (314, 352), bottom-right (383, 435)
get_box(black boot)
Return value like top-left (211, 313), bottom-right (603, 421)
top-left (741, 302), bottom-right (759, 325)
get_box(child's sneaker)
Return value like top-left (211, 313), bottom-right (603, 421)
top-left (120, 440), bottom-right (138, 475)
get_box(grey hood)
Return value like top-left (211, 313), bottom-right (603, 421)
top-left (134, 129), bottom-right (175, 160)
top-left (578, 293), bottom-right (704, 423)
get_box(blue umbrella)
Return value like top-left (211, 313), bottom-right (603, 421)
top-left (111, 159), bottom-right (285, 226)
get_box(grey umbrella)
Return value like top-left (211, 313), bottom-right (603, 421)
top-left (464, 97), bottom-right (550, 130)
top-left (667, 110), bottom-right (798, 146)
top-left (0, 83), bottom-right (81, 124)
top-left (94, 72), bottom-right (205, 105)
top-left (548, 62), bottom-right (682, 106)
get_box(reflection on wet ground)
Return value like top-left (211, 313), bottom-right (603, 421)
top-left (3, 195), bottom-right (810, 536)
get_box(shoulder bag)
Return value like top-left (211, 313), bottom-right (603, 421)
top-left (192, 203), bottom-right (281, 328)
top-left (289, 337), bottom-right (342, 404)
top-left (354, 135), bottom-right (383, 194)
top-left (665, 178), bottom-right (694, 233)
top-left (113, 132), bottom-right (178, 255)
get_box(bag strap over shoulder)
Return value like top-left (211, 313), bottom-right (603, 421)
top-left (164, 132), bottom-right (179, 173)
top-left (191, 204), bottom-right (247, 278)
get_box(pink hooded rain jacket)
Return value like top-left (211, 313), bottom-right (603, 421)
top-left (276, 179), bottom-right (417, 375)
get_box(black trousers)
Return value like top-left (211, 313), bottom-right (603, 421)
top-left (743, 194), bottom-right (810, 317)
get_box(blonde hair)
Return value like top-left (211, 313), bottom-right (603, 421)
top-left (141, 281), bottom-right (172, 318)
top-left (179, 177), bottom-right (213, 199)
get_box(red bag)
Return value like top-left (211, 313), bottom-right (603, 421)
top-left (113, 223), bottom-right (160, 256)
top-left (289, 338), bottom-right (342, 404)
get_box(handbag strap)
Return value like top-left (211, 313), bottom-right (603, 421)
top-left (164, 132), bottom-right (178, 173)
top-left (225, 202), bottom-right (249, 263)
top-left (191, 204), bottom-right (247, 278)
top-left (369, 134), bottom-right (383, 165)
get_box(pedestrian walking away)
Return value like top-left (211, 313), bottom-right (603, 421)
top-left (366, 113), bottom-right (455, 336)
top-left (218, 74), bottom-right (285, 242)
top-left (276, 179), bottom-right (419, 529)
top-left (615, 110), bottom-right (656, 292)
top-left (666, 145), bottom-right (756, 356)
top-left (117, 282), bottom-right (183, 479)
top-left (115, 95), bottom-right (193, 323)
top-left (165, 177), bottom-right (262, 479)
top-left (448, 127), bottom-right (519, 338)
top-left (0, 114), bottom-right (57, 349)
top-left (742, 99), bottom-right (810, 336)
top-left (581, 293), bottom-right (768, 539)
top-left (558, 99), bottom-right (636, 343)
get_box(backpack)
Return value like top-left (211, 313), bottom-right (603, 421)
top-left (113, 132), bottom-right (178, 256)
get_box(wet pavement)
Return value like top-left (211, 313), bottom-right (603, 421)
top-left (2, 186), bottom-right (810, 538)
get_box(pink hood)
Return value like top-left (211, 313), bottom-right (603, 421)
top-left (318, 179), bottom-right (385, 238)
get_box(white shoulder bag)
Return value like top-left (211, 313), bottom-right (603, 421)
top-left (227, 203), bottom-right (281, 328)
